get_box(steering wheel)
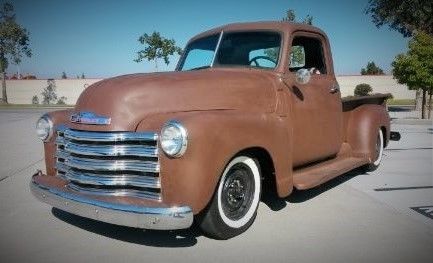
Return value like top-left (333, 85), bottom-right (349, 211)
top-left (248, 56), bottom-right (277, 67)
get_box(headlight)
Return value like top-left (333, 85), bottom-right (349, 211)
top-left (160, 120), bottom-right (188, 157)
top-left (36, 115), bottom-right (53, 142)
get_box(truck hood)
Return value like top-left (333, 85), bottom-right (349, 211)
top-left (71, 68), bottom-right (277, 131)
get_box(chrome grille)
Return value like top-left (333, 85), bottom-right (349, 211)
top-left (55, 127), bottom-right (161, 201)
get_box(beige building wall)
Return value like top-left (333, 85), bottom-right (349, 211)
top-left (6, 79), bottom-right (102, 104)
top-left (4, 75), bottom-right (415, 104)
top-left (336, 75), bottom-right (415, 99)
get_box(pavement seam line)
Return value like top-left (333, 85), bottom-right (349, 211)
top-left (1, 158), bottom-right (44, 184)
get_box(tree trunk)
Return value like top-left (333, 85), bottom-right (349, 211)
top-left (428, 90), bottom-right (432, 119)
top-left (421, 89), bottom-right (426, 119)
top-left (1, 71), bottom-right (7, 104)
top-left (415, 89), bottom-right (422, 111)
top-left (154, 59), bottom-right (158, 72)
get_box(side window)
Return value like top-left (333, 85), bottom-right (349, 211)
top-left (289, 36), bottom-right (327, 75)
top-left (289, 46), bottom-right (305, 68)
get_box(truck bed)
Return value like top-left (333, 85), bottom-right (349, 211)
top-left (342, 93), bottom-right (392, 112)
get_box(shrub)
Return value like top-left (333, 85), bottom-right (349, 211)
top-left (354, 83), bottom-right (373, 96)
top-left (56, 96), bottom-right (67, 105)
top-left (31, 95), bottom-right (39, 104)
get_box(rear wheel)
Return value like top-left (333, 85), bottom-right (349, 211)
top-left (365, 129), bottom-right (384, 171)
top-left (198, 156), bottom-right (261, 239)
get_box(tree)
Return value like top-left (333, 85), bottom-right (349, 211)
top-left (365, 0), bottom-right (433, 37)
top-left (354, 83), bottom-right (373, 96)
top-left (392, 32), bottom-right (433, 119)
top-left (61, 71), bottom-right (67, 79)
top-left (41, 79), bottom-right (57, 104)
top-left (361, 61), bottom-right (384, 75)
top-left (266, 9), bottom-right (313, 62)
top-left (0, 2), bottom-right (31, 104)
top-left (81, 73), bottom-right (85, 79)
top-left (134, 32), bottom-right (182, 72)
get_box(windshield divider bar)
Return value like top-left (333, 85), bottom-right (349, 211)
top-left (210, 31), bottom-right (224, 68)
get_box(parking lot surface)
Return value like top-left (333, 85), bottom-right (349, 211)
top-left (0, 109), bottom-right (432, 263)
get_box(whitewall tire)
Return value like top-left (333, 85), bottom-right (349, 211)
top-left (198, 156), bottom-right (261, 239)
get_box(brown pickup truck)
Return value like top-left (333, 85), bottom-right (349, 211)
top-left (31, 21), bottom-right (400, 239)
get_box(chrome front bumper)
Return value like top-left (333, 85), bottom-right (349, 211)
top-left (30, 173), bottom-right (193, 230)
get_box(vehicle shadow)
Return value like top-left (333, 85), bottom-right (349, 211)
top-left (261, 168), bottom-right (365, 212)
top-left (52, 208), bottom-right (201, 247)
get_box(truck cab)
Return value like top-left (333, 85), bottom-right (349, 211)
top-left (31, 22), bottom-right (395, 239)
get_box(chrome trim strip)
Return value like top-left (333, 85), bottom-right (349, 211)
top-left (63, 141), bottom-right (158, 158)
top-left (68, 183), bottom-right (161, 201)
top-left (56, 164), bottom-right (161, 189)
top-left (63, 129), bottom-right (158, 142)
top-left (30, 176), bottom-right (193, 230)
top-left (56, 150), bottom-right (160, 173)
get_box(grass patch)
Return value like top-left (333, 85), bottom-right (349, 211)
top-left (387, 99), bottom-right (415, 105)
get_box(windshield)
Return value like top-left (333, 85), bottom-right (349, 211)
top-left (177, 31), bottom-right (281, 71)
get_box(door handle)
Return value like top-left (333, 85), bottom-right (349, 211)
top-left (330, 83), bottom-right (340, 94)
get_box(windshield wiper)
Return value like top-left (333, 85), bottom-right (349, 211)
top-left (188, 65), bottom-right (211, 71)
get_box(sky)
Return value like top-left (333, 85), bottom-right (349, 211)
top-left (9, 0), bottom-right (409, 78)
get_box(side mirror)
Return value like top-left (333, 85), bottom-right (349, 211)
top-left (295, 68), bottom-right (311, 85)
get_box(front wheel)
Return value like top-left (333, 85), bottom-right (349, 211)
top-left (365, 128), bottom-right (384, 172)
top-left (198, 156), bottom-right (261, 239)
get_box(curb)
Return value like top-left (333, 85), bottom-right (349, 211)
top-left (391, 119), bottom-right (433, 125)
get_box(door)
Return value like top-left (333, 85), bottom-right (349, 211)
top-left (285, 33), bottom-right (343, 167)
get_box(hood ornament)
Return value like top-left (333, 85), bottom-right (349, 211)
top-left (70, 111), bottom-right (111, 125)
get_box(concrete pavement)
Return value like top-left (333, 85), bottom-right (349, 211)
top-left (0, 109), bottom-right (432, 263)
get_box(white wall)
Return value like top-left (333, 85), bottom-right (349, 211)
top-left (4, 75), bottom-right (415, 104)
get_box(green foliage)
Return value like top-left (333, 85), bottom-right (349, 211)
top-left (354, 83), bottom-right (373, 96)
top-left (31, 95), bottom-right (39, 104)
top-left (134, 31), bottom-right (182, 71)
top-left (61, 71), bottom-right (67, 79)
top-left (0, 2), bottom-right (31, 103)
top-left (56, 96), bottom-right (67, 105)
top-left (41, 79), bottom-right (57, 104)
top-left (392, 32), bottom-right (433, 91)
top-left (392, 32), bottom-right (433, 118)
top-left (265, 9), bottom-right (313, 62)
top-left (282, 9), bottom-right (313, 25)
top-left (289, 46), bottom-right (305, 68)
top-left (366, 0), bottom-right (433, 37)
top-left (361, 61), bottom-right (384, 75)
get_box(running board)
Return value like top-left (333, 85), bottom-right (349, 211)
top-left (293, 156), bottom-right (367, 190)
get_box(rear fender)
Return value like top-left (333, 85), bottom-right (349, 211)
top-left (346, 104), bottom-right (390, 161)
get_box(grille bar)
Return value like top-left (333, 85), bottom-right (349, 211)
top-left (56, 137), bottom-right (158, 158)
top-left (63, 129), bottom-right (157, 142)
top-left (57, 149), bottom-right (160, 173)
top-left (57, 163), bottom-right (160, 189)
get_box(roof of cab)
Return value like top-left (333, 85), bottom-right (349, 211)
top-left (189, 21), bottom-right (327, 42)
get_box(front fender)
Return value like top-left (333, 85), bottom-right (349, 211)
top-left (137, 110), bottom-right (292, 214)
